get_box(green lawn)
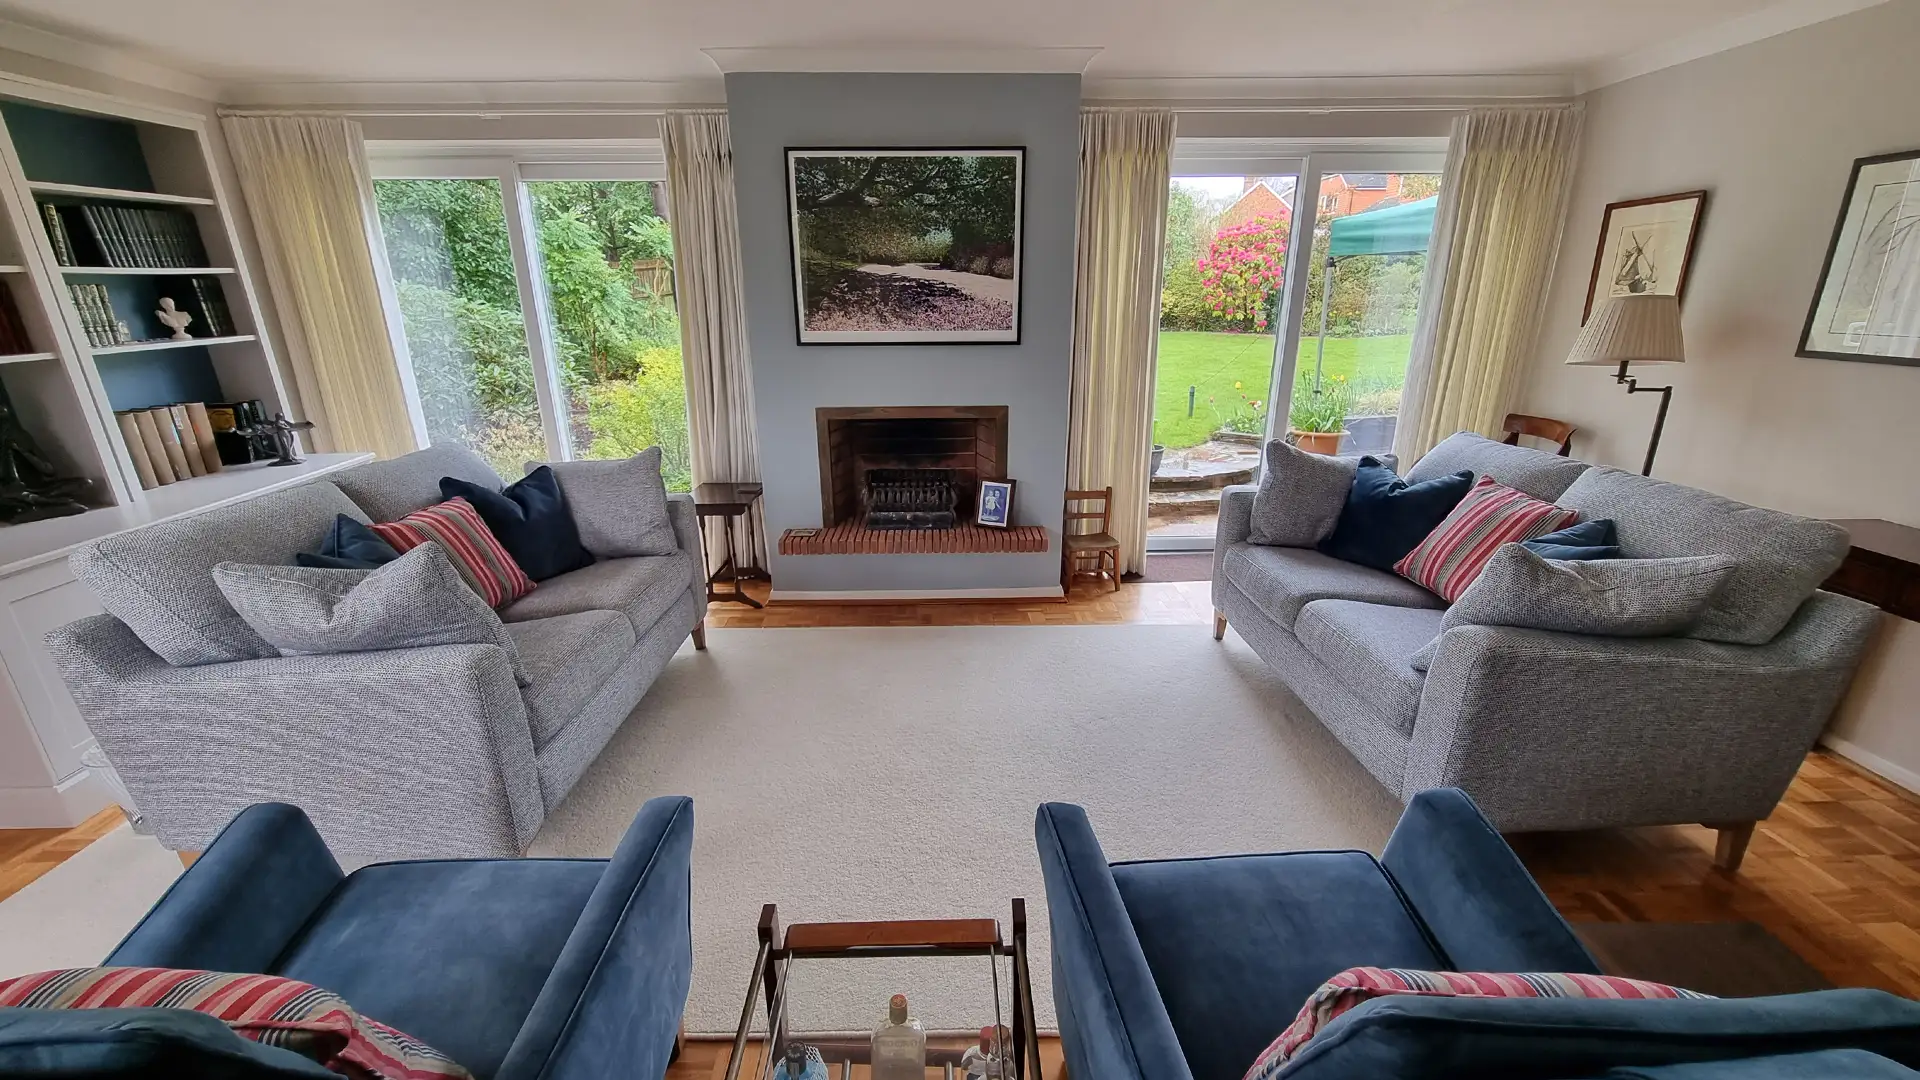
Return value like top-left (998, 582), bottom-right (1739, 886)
top-left (1153, 330), bottom-right (1413, 449)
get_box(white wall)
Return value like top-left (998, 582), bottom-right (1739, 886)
top-left (1521, 0), bottom-right (1920, 526)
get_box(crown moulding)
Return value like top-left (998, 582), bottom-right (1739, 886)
top-left (700, 46), bottom-right (1103, 75)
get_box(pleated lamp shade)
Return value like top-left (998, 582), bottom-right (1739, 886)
top-left (1567, 294), bottom-right (1686, 366)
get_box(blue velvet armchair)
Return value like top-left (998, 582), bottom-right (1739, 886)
top-left (58, 796), bottom-right (693, 1080)
top-left (1037, 788), bottom-right (1920, 1080)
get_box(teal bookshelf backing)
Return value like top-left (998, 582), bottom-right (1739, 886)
top-left (96, 349), bottom-right (221, 412)
top-left (2, 101), bottom-right (154, 191)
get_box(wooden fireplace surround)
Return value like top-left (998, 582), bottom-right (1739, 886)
top-left (815, 405), bottom-right (1010, 527)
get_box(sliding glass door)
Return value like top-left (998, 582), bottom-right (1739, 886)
top-left (369, 151), bottom-right (692, 490)
top-left (1147, 145), bottom-right (1446, 552)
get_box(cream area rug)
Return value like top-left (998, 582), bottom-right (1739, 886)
top-left (0, 625), bottom-right (1403, 1035)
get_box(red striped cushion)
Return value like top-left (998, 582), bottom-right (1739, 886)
top-left (0, 967), bottom-right (470, 1080)
top-left (1243, 966), bottom-right (1710, 1079)
top-left (1394, 476), bottom-right (1579, 601)
top-left (371, 497), bottom-right (534, 608)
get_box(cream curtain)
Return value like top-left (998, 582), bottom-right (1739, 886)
top-left (1394, 105), bottom-right (1585, 465)
top-left (1067, 108), bottom-right (1175, 576)
top-left (661, 110), bottom-right (762, 572)
top-left (221, 114), bottom-right (418, 459)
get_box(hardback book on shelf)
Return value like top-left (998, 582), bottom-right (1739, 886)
top-left (128, 409), bottom-right (175, 486)
top-left (189, 277), bottom-right (234, 336)
top-left (73, 204), bottom-right (207, 269)
top-left (39, 202), bottom-right (76, 266)
top-left (0, 283), bottom-right (29, 354)
top-left (113, 411), bottom-right (160, 490)
top-left (146, 405), bottom-right (193, 481)
top-left (66, 283), bottom-right (127, 347)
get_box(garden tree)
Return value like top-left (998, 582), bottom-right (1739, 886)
top-left (1197, 214), bottom-right (1290, 332)
top-left (790, 154), bottom-right (1018, 274)
top-left (373, 178), bottom-right (689, 479)
top-left (1398, 173), bottom-right (1441, 201)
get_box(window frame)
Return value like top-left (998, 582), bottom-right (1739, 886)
top-left (1153, 138), bottom-right (1446, 552)
top-left (365, 139), bottom-right (670, 463)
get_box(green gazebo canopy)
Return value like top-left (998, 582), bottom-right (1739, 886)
top-left (1327, 196), bottom-right (1439, 257)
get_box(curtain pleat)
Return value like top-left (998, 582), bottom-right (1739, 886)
top-left (220, 114), bottom-right (418, 459)
top-left (661, 110), bottom-right (763, 574)
top-left (1395, 105), bottom-right (1585, 466)
top-left (1066, 108), bottom-right (1176, 575)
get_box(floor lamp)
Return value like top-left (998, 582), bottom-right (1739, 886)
top-left (1566, 294), bottom-right (1686, 476)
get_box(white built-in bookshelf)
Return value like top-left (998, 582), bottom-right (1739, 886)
top-left (0, 73), bottom-right (297, 535)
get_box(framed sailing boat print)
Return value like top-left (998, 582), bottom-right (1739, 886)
top-left (1583, 190), bottom-right (1709, 324)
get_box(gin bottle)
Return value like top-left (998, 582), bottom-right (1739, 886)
top-left (870, 994), bottom-right (926, 1080)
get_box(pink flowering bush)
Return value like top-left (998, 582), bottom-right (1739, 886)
top-left (1197, 215), bottom-right (1290, 332)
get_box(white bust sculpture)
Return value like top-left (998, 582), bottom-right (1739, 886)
top-left (154, 297), bottom-right (193, 341)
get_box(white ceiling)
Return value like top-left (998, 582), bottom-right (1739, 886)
top-left (0, 0), bottom-right (1884, 101)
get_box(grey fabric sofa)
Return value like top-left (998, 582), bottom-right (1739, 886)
top-left (1211, 433), bottom-right (1879, 869)
top-left (45, 446), bottom-right (705, 859)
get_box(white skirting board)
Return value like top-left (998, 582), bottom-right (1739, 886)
top-left (769, 585), bottom-right (1065, 601)
top-left (1820, 734), bottom-right (1920, 795)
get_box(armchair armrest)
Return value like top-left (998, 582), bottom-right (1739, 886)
top-left (499, 796), bottom-right (693, 1080)
top-left (46, 614), bottom-right (543, 859)
top-left (1035, 803), bottom-right (1193, 1080)
top-left (1381, 789), bottom-right (1597, 974)
top-left (666, 493), bottom-right (699, 559)
top-left (1407, 591), bottom-right (1880, 832)
top-left (106, 803), bottom-right (343, 972)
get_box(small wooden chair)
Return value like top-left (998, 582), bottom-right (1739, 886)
top-left (1501, 413), bottom-right (1576, 456)
top-left (1062, 487), bottom-right (1121, 593)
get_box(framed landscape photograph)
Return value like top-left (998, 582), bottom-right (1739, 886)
top-left (787, 148), bottom-right (1024, 345)
top-left (1798, 149), bottom-right (1920, 366)
top-left (1583, 190), bottom-right (1709, 323)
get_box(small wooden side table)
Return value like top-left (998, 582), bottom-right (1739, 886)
top-left (1826, 519), bottom-right (1920, 620)
top-left (694, 482), bottom-right (768, 609)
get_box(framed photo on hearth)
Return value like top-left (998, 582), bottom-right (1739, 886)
top-left (1798, 149), bottom-right (1920, 366)
top-left (1582, 190), bottom-right (1708, 323)
top-left (976, 478), bottom-right (1015, 529)
top-left (786, 147), bottom-right (1024, 345)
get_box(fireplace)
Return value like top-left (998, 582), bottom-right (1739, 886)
top-left (817, 406), bottom-right (1008, 529)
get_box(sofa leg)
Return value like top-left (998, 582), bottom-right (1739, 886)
top-left (1710, 822), bottom-right (1755, 872)
top-left (671, 1021), bottom-right (685, 1063)
top-left (691, 620), bottom-right (707, 651)
top-left (1212, 611), bottom-right (1227, 641)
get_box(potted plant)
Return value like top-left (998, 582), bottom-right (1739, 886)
top-left (1289, 375), bottom-right (1350, 455)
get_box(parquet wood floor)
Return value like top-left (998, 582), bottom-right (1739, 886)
top-left (3, 578), bottom-right (1914, 1080)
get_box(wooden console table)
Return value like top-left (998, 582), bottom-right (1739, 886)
top-left (1824, 519), bottom-right (1920, 620)
top-left (693, 483), bottom-right (768, 609)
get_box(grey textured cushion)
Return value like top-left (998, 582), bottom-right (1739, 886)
top-left (504, 609), bottom-right (636, 748)
top-left (530, 448), bottom-right (678, 558)
top-left (1247, 439), bottom-right (1358, 547)
top-left (1294, 599), bottom-right (1445, 733)
top-left (1557, 465), bottom-right (1850, 645)
top-left (70, 481), bottom-right (369, 667)
top-left (210, 544), bottom-right (528, 685)
top-left (333, 445), bottom-right (503, 524)
top-left (1409, 544), bottom-right (1737, 671)
top-left (1406, 432), bottom-right (1590, 501)
top-left (1219, 543), bottom-right (1447, 627)
top-left (500, 553), bottom-right (695, 635)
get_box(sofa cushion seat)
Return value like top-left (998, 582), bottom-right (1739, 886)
top-left (272, 858), bottom-right (605, 1080)
top-left (1109, 850), bottom-right (1447, 1080)
top-left (1294, 600), bottom-right (1443, 732)
top-left (499, 554), bottom-right (693, 636)
top-left (505, 610), bottom-right (636, 748)
top-left (1221, 543), bottom-right (1446, 628)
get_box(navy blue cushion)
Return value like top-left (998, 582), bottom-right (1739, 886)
top-left (442, 466), bottom-right (592, 582)
top-left (1282, 989), bottom-right (1920, 1080)
top-left (1317, 457), bottom-right (1474, 571)
top-left (295, 515), bottom-right (400, 570)
top-left (0, 1007), bottom-right (336, 1079)
top-left (1522, 518), bottom-right (1621, 561)
top-left (1110, 850), bottom-right (1446, 1080)
top-left (272, 858), bottom-right (604, 1080)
